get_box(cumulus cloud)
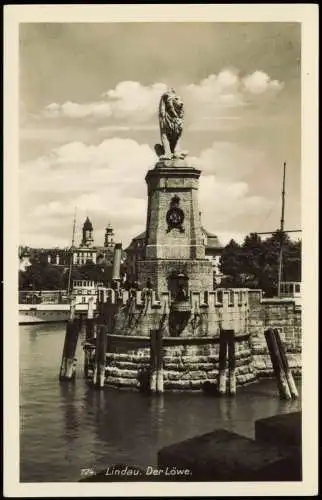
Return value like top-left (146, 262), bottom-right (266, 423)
top-left (184, 71), bottom-right (243, 108)
top-left (44, 81), bottom-right (168, 124)
top-left (20, 137), bottom-right (274, 248)
top-left (242, 70), bottom-right (284, 94)
top-left (19, 138), bottom-right (155, 247)
top-left (42, 70), bottom-right (284, 131)
top-left (190, 140), bottom-right (274, 239)
top-left (199, 175), bottom-right (272, 230)
top-left (21, 138), bottom-right (156, 192)
top-left (215, 231), bottom-right (246, 246)
top-left (101, 81), bottom-right (167, 121)
top-left (190, 141), bottom-right (266, 180)
top-left (45, 101), bottom-right (113, 119)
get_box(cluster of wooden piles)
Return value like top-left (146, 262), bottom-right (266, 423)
top-left (59, 293), bottom-right (299, 402)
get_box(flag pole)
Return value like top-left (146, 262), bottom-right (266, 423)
top-left (67, 208), bottom-right (77, 296)
top-left (277, 162), bottom-right (286, 297)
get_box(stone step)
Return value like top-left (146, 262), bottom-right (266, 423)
top-left (158, 428), bottom-right (301, 481)
top-left (236, 373), bottom-right (257, 384)
top-left (164, 361), bottom-right (215, 371)
top-left (255, 411), bottom-right (302, 447)
top-left (108, 360), bottom-right (149, 370)
top-left (106, 353), bottom-right (150, 362)
top-left (165, 380), bottom-right (192, 390)
top-left (105, 376), bottom-right (139, 388)
top-left (106, 367), bottom-right (138, 378)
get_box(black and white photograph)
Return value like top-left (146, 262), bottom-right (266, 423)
top-left (3, 4), bottom-right (318, 497)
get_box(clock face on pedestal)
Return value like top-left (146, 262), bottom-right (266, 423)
top-left (167, 207), bottom-right (184, 226)
top-left (166, 195), bottom-right (185, 232)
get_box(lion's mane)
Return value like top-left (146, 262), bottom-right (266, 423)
top-left (159, 91), bottom-right (184, 154)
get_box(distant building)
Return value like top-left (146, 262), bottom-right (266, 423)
top-left (125, 227), bottom-right (223, 287)
top-left (72, 217), bottom-right (98, 266)
top-left (201, 229), bottom-right (224, 284)
top-left (280, 281), bottom-right (301, 306)
top-left (18, 245), bottom-right (71, 270)
top-left (19, 246), bottom-right (33, 272)
top-left (19, 218), bottom-right (124, 273)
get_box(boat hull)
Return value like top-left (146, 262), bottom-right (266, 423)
top-left (19, 303), bottom-right (97, 325)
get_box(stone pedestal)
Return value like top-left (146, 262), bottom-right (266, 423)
top-left (138, 159), bottom-right (213, 294)
top-left (137, 259), bottom-right (213, 296)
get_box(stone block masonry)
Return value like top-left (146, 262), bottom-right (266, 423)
top-left (82, 111), bottom-right (301, 394)
top-left (248, 290), bottom-right (302, 378)
top-left (102, 335), bottom-right (256, 391)
top-left (100, 288), bottom-right (249, 338)
top-left (141, 163), bottom-right (208, 294)
top-left (87, 286), bottom-right (302, 390)
top-left (137, 258), bottom-right (213, 296)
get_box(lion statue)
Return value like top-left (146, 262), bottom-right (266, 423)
top-left (156, 88), bottom-right (186, 160)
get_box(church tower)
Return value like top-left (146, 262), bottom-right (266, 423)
top-left (104, 223), bottom-right (114, 247)
top-left (81, 216), bottom-right (94, 248)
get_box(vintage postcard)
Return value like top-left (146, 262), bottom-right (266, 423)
top-left (3, 4), bottom-right (318, 497)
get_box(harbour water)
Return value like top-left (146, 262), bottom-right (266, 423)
top-left (20, 324), bottom-right (301, 482)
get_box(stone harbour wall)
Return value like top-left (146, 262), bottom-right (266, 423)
top-left (89, 287), bottom-right (302, 390)
top-left (100, 288), bottom-right (249, 338)
top-left (100, 335), bottom-right (256, 391)
top-left (248, 290), bottom-right (302, 378)
top-left (252, 349), bottom-right (302, 378)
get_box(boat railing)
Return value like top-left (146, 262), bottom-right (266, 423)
top-left (19, 290), bottom-right (68, 305)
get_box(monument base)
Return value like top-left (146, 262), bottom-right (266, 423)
top-left (137, 258), bottom-right (214, 295)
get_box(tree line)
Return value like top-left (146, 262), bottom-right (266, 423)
top-left (19, 231), bottom-right (301, 297)
top-left (19, 255), bottom-right (116, 291)
top-left (219, 231), bottom-right (301, 296)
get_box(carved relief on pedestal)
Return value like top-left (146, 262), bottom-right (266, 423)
top-left (166, 195), bottom-right (185, 233)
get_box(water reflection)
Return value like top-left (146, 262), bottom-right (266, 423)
top-left (29, 328), bottom-right (38, 343)
top-left (60, 383), bottom-right (81, 439)
top-left (20, 324), bottom-right (302, 482)
top-left (149, 394), bottom-right (165, 427)
top-left (219, 394), bottom-right (238, 423)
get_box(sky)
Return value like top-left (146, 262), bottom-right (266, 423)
top-left (19, 22), bottom-right (301, 249)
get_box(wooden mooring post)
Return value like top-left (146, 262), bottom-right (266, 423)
top-left (274, 328), bottom-right (299, 399)
top-left (264, 329), bottom-right (292, 400)
top-left (218, 329), bottom-right (236, 396)
top-left (85, 297), bottom-right (95, 340)
top-left (227, 330), bottom-right (236, 396)
top-left (59, 300), bottom-right (80, 381)
top-left (150, 328), bottom-right (164, 393)
top-left (83, 344), bottom-right (93, 379)
top-left (93, 326), bottom-right (107, 389)
top-left (83, 298), bottom-right (96, 379)
top-left (218, 329), bottom-right (228, 395)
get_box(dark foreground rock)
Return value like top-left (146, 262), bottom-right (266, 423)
top-left (255, 411), bottom-right (301, 447)
top-left (158, 428), bottom-right (301, 481)
top-left (80, 413), bottom-right (302, 482)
